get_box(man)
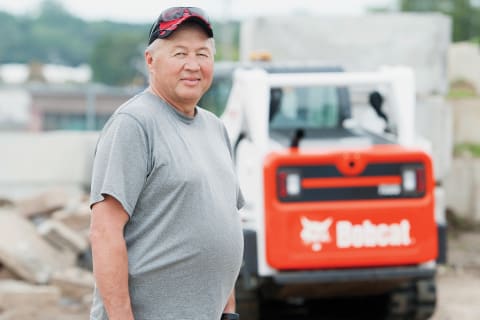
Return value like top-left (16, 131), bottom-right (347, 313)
top-left (89, 7), bottom-right (244, 320)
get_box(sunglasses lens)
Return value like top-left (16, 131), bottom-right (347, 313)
top-left (160, 7), bottom-right (209, 23)
top-left (187, 7), bottom-right (209, 22)
top-left (160, 7), bottom-right (184, 21)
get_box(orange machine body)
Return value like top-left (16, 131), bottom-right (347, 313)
top-left (263, 145), bottom-right (437, 270)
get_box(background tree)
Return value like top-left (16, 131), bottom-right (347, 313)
top-left (28, 0), bottom-right (89, 65)
top-left (399, 0), bottom-right (479, 42)
top-left (0, 0), bottom-right (239, 86)
top-left (90, 33), bottom-right (145, 86)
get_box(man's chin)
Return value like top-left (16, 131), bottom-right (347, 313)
top-left (177, 91), bottom-right (203, 103)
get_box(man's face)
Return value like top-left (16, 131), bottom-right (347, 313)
top-left (146, 23), bottom-right (214, 110)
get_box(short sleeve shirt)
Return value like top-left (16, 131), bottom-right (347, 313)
top-left (90, 90), bottom-right (244, 320)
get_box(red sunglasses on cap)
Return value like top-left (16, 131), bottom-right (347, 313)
top-left (148, 7), bottom-right (213, 44)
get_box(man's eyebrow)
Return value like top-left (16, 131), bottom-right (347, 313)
top-left (196, 46), bottom-right (211, 52)
top-left (172, 44), bottom-right (211, 51)
top-left (172, 45), bottom-right (188, 50)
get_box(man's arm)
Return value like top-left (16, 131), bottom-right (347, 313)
top-left (223, 289), bottom-right (236, 313)
top-left (90, 195), bottom-right (134, 320)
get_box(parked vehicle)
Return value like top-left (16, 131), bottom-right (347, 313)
top-left (200, 62), bottom-right (440, 319)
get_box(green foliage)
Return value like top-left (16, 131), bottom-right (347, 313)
top-left (0, 12), bottom-right (31, 63)
top-left (0, 1), bottom-right (148, 77)
top-left (0, 0), bottom-right (240, 86)
top-left (448, 79), bottom-right (477, 98)
top-left (0, 0), bottom-right (94, 65)
top-left (400, 0), bottom-right (448, 11)
top-left (448, 89), bottom-right (477, 99)
top-left (454, 143), bottom-right (480, 157)
top-left (211, 21), bottom-right (240, 61)
top-left (90, 32), bottom-right (145, 86)
top-left (448, 88), bottom-right (477, 99)
top-left (399, 0), bottom-right (480, 42)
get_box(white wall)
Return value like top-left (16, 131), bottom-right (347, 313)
top-left (0, 89), bottom-right (31, 128)
top-left (445, 157), bottom-right (480, 222)
top-left (450, 98), bottom-right (480, 144)
top-left (0, 132), bottom-right (99, 199)
top-left (415, 97), bottom-right (453, 182)
top-left (449, 42), bottom-right (480, 94)
top-left (241, 13), bottom-right (451, 96)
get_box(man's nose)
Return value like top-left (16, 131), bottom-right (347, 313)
top-left (184, 56), bottom-right (201, 71)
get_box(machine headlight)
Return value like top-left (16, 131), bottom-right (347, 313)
top-left (277, 170), bottom-right (301, 198)
top-left (402, 168), bottom-right (417, 192)
top-left (402, 166), bottom-right (426, 195)
top-left (286, 173), bottom-right (301, 196)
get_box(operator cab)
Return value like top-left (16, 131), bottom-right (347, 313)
top-left (199, 62), bottom-right (395, 149)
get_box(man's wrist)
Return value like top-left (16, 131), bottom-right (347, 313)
top-left (221, 312), bottom-right (239, 320)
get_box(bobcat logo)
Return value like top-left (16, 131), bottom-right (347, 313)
top-left (300, 217), bottom-right (333, 252)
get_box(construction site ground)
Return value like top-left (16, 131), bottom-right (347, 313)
top-left (431, 228), bottom-right (480, 320)
top-left (1, 225), bottom-right (479, 320)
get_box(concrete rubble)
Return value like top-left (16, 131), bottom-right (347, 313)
top-left (38, 220), bottom-right (89, 255)
top-left (0, 280), bottom-right (60, 310)
top-left (0, 188), bottom-right (93, 319)
top-left (16, 187), bottom-right (70, 218)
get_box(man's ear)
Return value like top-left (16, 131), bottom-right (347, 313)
top-left (145, 50), bottom-right (153, 67)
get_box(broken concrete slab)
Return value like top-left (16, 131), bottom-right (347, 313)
top-left (0, 280), bottom-right (60, 310)
top-left (51, 267), bottom-right (94, 300)
top-left (51, 201), bottom-right (91, 233)
top-left (0, 210), bottom-right (75, 284)
top-left (37, 220), bottom-right (89, 255)
top-left (0, 197), bottom-right (13, 208)
top-left (16, 187), bottom-right (70, 218)
top-left (0, 264), bottom-right (19, 280)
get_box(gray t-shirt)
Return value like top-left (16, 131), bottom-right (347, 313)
top-left (89, 90), bottom-right (245, 320)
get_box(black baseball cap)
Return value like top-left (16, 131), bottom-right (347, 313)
top-left (148, 7), bottom-right (213, 45)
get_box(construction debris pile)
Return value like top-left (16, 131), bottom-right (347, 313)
top-left (0, 188), bottom-right (93, 320)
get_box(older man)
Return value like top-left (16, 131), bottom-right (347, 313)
top-left (89, 7), bottom-right (244, 320)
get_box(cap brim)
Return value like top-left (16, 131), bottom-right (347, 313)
top-left (183, 16), bottom-right (214, 38)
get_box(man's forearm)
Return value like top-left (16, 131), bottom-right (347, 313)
top-left (91, 232), bottom-right (134, 320)
top-left (223, 289), bottom-right (236, 313)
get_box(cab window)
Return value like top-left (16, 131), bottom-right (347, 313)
top-left (269, 86), bottom-right (340, 130)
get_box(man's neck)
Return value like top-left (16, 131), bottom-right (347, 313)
top-left (148, 86), bottom-right (196, 117)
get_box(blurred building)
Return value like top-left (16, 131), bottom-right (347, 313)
top-left (0, 63), bottom-right (142, 132)
top-left (0, 64), bottom-right (92, 85)
top-left (0, 84), bottom-right (140, 131)
top-left (31, 85), bottom-right (140, 131)
top-left (0, 84), bottom-right (141, 198)
top-left (0, 89), bottom-right (31, 130)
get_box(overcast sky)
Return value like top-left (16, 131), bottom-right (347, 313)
top-left (0, 0), bottom-right (395, 23)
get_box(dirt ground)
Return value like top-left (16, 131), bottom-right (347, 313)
top-left (431, 230), bottom-right (480, 320)
top-left (1, 228), bottom-right (479, 320)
